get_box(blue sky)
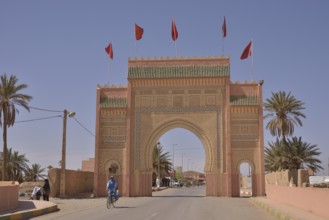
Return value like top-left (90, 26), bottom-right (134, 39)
top-left (1, 1), bottom-right (328, 175)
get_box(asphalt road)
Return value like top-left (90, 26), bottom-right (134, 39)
top-left (33, 186), bottom-right (275, 220)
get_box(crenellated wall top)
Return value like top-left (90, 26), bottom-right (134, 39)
top-left (97, 84), bottom-right (128, 99)
top-left (128, 55), bottom-right (230, 67)
top-left (128, 56), bottom-right (230, 79)
top-left (97, 84), bottom-right (127, 89)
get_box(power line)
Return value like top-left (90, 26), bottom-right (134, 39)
top-left (29, 106), bottom-right (63, 113)
top-left (72, 117), bottom-right (95, 137)
top-left (16, 115), bottom-right (62, 123)
top-left (20, 106), bottom-right (95, 137)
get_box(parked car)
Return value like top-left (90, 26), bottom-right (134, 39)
top-left (173, 180), bottom-right (183, 187)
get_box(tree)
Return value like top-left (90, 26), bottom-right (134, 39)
top-left (6, 148), bottom-right (29, 182)
top-left (265, 137), bottom-right (323, 173)
top-left (25, 163), bottom-right (46, 182)
top-left (264, 139), bottom-right (288, 172)
top-left (152, 143), bottom-right (172, 184)
top-left (286, 137), bottom-right (323, 173)
top-left (0, 74), bottom-right (32, 180)
top-left (264, 91), bottom-right (305, 143)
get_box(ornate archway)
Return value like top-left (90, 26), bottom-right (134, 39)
top-left (94, 56), bottom-right (265, 197)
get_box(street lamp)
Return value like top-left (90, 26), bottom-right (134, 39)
top-left (172, 144), bottom-right (177, 171)
top-left (156, 142), bottom-right (161, 190)
top-left (60, 109), bottom-right (76, 197)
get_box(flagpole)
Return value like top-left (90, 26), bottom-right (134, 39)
top-left (108, 61), bottom-right (110, 87)
top-left (175, 41), bottom-right (178, 57)
top-left (251, 39), bottom-right (254, 80)
top-left (222, 35), bottom-right (224, 55)
top-left (134, 23), bottom-right (138, 57)
top-left (222, 16), bottom-right (226, 56)
top-left (172, 17), bottom-right (178, 58)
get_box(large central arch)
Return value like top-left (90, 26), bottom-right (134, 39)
top-left (144, 119), bottom-right (214, 174)
top-left (144, 119), bottom-right (215, 195)
top-left (93, 56), bottom-right (265, 197)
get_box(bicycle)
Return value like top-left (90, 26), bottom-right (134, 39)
top-left (107, 190), bottom-right (116, 209)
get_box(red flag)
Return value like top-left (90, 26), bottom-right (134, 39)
top-left (222, 16), bottom-right (227, 38)
top-left (171, 18), bottom-right (178, 41)
top-left (240, 41), bottom-right (252, 60)
top-left (105, 43), bottom-right (113, 60)
top-left (135, 23), bottom-right (144, 40)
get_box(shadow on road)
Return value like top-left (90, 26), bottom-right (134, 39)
top-left (152, 195), bottom-right (205, 198)
top-left (113, 206), bottom-right (137, 209)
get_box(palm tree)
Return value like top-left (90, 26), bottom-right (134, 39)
top-left (25, 163), bottom-right (46, 182)
top-left (287, 137), bottom-right (323, 173)
top-left (0, 74), bottom-right (32, 181)
top-left (264, 139), bottom-right (289, 172)
top-left (265, 137), bottom-right (323, 173)
top-left (264, 91), bottom-right (305, 143)
top-left (152, 143), bottom-right (172, 184)
top-left (6, 148), bottom-right (29, 182)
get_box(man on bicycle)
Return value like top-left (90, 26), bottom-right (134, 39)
top-left (106, 176), bottom-right (119, 201)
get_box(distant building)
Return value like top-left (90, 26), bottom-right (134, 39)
top-left (81, 158), bottom-right (94, 172)
top-left (183, 171), bottom-right (205, 182)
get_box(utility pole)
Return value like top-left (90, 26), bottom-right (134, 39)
top-left (60, 109), bottom-right (68, 197)
top-left (60, 109), bottom-right (76, 197)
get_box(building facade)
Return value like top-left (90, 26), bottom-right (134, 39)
top-left (94, 56), bottom-right (265, 197)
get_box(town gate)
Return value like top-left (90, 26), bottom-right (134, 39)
top-left (94, 56), bottom-right (265, 197)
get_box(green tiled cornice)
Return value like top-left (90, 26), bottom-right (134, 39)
top-left (230, 95), bottom-right (258, 106)
top-left (128, 65), bottom-right (230, 79)
top-left (100, 97), bottom-right (127, 108)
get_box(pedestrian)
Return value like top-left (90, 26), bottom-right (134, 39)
top-left (30, 186), bottom-right (42, 200)
top-left (42, 179), bottom-right (51, 201)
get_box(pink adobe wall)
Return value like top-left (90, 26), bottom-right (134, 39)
top-left (266, 184), bottom-right (329, 219)
top-left (205, 174), bottom-right (218, 196)
top-left (231, 173), bottom-right (240, 197)
top-left (48, 169), bottom-right (93, 197)
top-left (0, 181), bottom-right (19, 211)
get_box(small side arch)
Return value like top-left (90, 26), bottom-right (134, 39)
top-left (104, 160), bottom-right (121, 180)
top-left (236, 159), bottom-right (255, 197)
top-left (236, 159), bottom-right (255, 174)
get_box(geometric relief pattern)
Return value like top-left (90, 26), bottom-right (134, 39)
top-left (101, 126), bottom-right (126, 136)
top-left (189, 95), bottom-right (200, 106)
top-left (100, 142), bottom-right (125, 149)
top-left (101, 136), bottom-right (126, 142)
top-left (231, 124), bottom-right (259, 136)
top-left (206, 95), bottom-right (216, 105)
top-left (231, 141), bottom-right (258, 148)
top-left (231, 135), bottom-right (258, 141)
top-left (141, 96), bottom-right (151, 107)
top-left (157, 96), bottom-right (167, 107)
top-left (173, 96), bottom-right (184, 107)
